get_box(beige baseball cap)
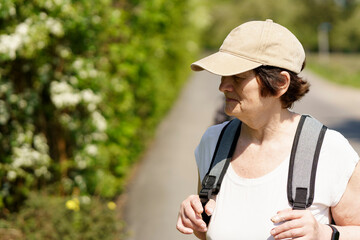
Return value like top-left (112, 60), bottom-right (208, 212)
top-left (191, 19), bottom-right (305, 76)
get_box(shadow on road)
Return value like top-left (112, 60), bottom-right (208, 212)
top-left (332, 118), bottom-right (360, 141)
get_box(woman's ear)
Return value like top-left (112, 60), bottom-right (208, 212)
top-left (277, 71), bottom-right (291, 97)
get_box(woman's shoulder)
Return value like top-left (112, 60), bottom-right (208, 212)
top-left (322, 128), bottom-right (359, 159)
top-left (201, 121), bottom-right (229, 142)
top-left (316, 128), bottom-right (359, 206)
top-left (195, 121), bottom-right (229, 181)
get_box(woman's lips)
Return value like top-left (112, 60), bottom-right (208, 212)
top-left (225, 97), bottom-right (239, 102)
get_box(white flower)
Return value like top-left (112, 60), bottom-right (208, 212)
top-left (44, 0), bottom-right (54, 9)
top-left (50, 81), bottom-right (81, 108)
top-left (39, 12), bottom-right (48, 20)
top-left (37, 41), bottom-right (46, 49)
top-left (91, 132), bottom-right (107, 141)
top-left (46, 17), bottom-right (64, 37)
top-left (0, 83), bottom-right (10, 93)
top-left (9, 7), bottom-right (16, 16)
top-left (0, 100), bottom-right (10, 124)
top-left (12, 144), bottom-right (50, 169)
top-left (59, 48), bottom-right (71, 58)
top-left (16, 23), bottom-right (29, 35)
top-left (16, 133), bottom-right (26, 144)
top-left (89, 69), bottom-right (98, 78)
top-left (54, 0), bottom-right (64, 6)
top-left (7, 171), bottom-right (17, 181)
top-left (69, 76), bottom-right (78, 85)
top-left (74, 175), bottom-right (86, 189)
top-left (78, 160), bottom-right (87, 169)
top-left (75, 155), bottom-right (87, 169)
top-left (9, 94), bottom-right (18, 103)
top-left (52, 92), bottom-right (81, 108)
top-left (81, 89), bottom-right (100, 104)
top-left (87, 103), bottom-right (96, 112)
top-left (80, 196), bottom-right (91, 205)
top-left (18, 99), bottom-right (27, 109)
top-left (51, 81), bottom-right (102, 109)
top-left (59, 113), bottom-right (71, 124)
top-left (85, 144), bottom-right (98, 156)
top-left (0, 35), bottom-right (19, 59)
top-left (35, 166), bottom-right (49, 177)
top-left (0, 20), bottom-right (31, 59)
top-left (38, 64), bottom-right (51, 75)
top-left (12, 146), bottom-right (34, 168)
top-left (72, 59), bottom-right (84, 70)
top-left (34, 134), bottom-right (49, 153)
top-left (91, 111), bottom-right (107, 132)
top-left (79, 70), bottom-right (88, 79)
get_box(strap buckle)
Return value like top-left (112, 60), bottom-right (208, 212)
top-left (199, 175), bottom-right (216, 202)
top-left (199, 188), bottom-right (213, 202)
top-left (292, 187), bottom-right (307, 210)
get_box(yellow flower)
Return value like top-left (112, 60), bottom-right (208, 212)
top-left (66, 199), bottom-right (80, 211)
top-left (107, 201), bottom-right (116, 210)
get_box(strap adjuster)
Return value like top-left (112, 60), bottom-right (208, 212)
top-left (199, 175), bottom-right (216, 202)
top-left (199, 188), bottom-right (213, 202)
top-left (203, 175), bottom-right (216, 188)
top-left (293, 187), bottom-right (307, 209)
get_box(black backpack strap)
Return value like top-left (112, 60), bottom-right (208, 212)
top-left (199, 119), bottom-right (241, 224)
top-left (287, 115), bottom-right (328, 209)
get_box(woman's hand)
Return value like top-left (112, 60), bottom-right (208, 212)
top-left (270, 208), bottom-right (332, 239)
top-left (176, 194), bottom-right (215, 238)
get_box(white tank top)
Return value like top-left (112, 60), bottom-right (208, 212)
top-left (195, 121), bottom-right (359, 240)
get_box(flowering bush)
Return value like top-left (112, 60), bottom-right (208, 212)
top-left (0, 0), bottom-right (209, 214)
top-left (0, 192), bottom-right (124, 240)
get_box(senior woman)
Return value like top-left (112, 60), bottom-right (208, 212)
top-left (176, 20), bottom-right (360, 239)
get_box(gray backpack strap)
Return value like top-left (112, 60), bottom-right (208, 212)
top-left (287, 115), bottom-right (328, 209)
top-left (199, 119), bottom-right (241, 224)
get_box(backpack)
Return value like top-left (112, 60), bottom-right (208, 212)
top-left (199, 115), bottom-right (328, 225)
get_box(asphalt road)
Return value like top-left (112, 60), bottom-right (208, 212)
top-left (122, 70), bottom-right (360, 240)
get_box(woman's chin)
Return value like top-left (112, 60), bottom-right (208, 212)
top-left (224, 109), bottom-right (238, 117)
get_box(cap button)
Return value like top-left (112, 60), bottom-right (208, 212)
top-left (266, 19), bottom-right (273, 22)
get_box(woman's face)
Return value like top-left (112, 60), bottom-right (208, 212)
top-left (219, 70), bottom-right (277, 119)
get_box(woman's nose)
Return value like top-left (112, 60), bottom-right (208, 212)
top-left (219, 76), bottom-right (233, 93)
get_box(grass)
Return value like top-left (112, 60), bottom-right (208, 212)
top-left (306, 53), bottom-right (360, 89)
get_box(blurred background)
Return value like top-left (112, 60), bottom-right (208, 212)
top-left (0, 0), bottom-right (359, 239)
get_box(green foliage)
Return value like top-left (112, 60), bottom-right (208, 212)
top-left (0, 0), bottom-right (209, 213)
top-left (307, 53), bottom-right (360, 88)
top-left (0, 192), bottom-right (124, 240)
top-left (331, 4), bottom-right (360, 51)
top-left (204, 0), bottom-right (360, 52)
top-left (202, 0), bottom-right (299, 49)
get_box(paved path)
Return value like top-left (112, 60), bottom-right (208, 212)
top-left (294, 71), bottom-right (360, 152)
top-left (123, 70), bottom-right (360, 240)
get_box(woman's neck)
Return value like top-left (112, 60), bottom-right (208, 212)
top-left (239, 109), bottom-right (299, 144)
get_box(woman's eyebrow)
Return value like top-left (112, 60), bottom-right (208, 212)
top-left (234, 74), bottom-right (246, 78)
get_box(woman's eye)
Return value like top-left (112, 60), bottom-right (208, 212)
top-left (234, 76), bottom-right (244, 82)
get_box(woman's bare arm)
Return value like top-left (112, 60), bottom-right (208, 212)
top-left (330, 162), bottom-right (360, 239)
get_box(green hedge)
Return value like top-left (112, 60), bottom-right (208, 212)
top-left (204, 0), bottom-right (360, 52)
top-left (0, 0), bottom-right (209, 214)
top-left (0, 192), bottom-right (123, 240)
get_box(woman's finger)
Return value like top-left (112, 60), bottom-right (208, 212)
top-left (205, 198), bottom-right (216, 216)
top-left (183, 201), bottom-right (207, 231)
top-left (270, 209), bottom-right (322, 239)
top-left (190, 195), bottom-right (204, 215)
top-left (271, 218), bottom-right (303, 236)
top-left (272, 227), bottom-right (304, 239)
top-left (276, 208), bottom-right (292, 215)
top-left (271, 209), bottom-right (303, 223)
top-left (176, 214), bottom-right (194, 234)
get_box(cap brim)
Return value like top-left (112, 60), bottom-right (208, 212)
top-left (191, 51), bottom-right (262, 76)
